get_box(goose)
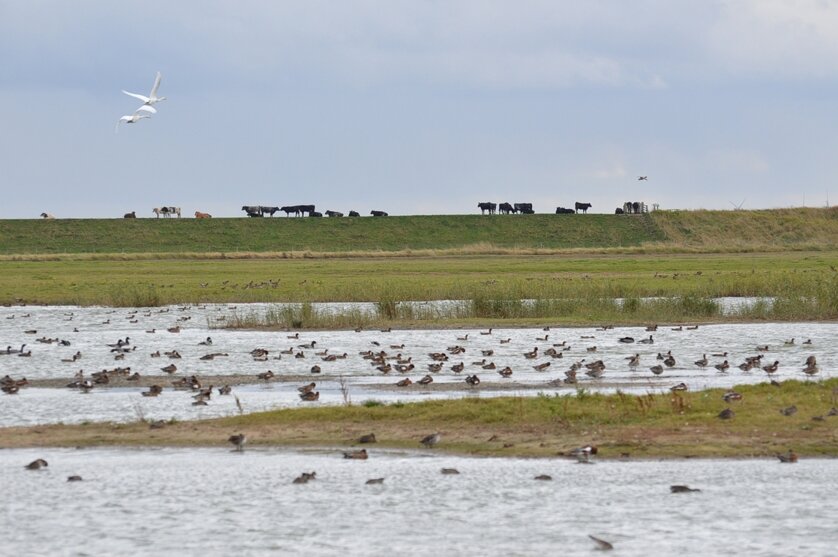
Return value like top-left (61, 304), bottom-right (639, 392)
top-left (115, 106), bottom-right (154, 132)
top-left (198, 337), bottom-right (213, 346)
top-left (456, 334), bottom-right (469, 341)
top-left (638, 335), bottom-right (654, 344)
top-left (480, 328), bottom-right (493, 335)
top-left (536, 334), bottom-right (549, 342)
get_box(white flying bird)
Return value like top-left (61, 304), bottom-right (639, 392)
top-left (115, 105), bottom-right (155, 133)
top-left (122, 71), bottom-right (167, 106)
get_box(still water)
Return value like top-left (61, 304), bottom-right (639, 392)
top-left (2, 447), bottom-right (837, 556)
top-left (0, 304), bottom-right (834, 427)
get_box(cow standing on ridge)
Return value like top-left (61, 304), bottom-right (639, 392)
top-left (575, 202), bottom-right (592, 214)
top-left (478, 202), bottom-right (497, 215)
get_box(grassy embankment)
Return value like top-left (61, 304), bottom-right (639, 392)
top-left (0, 208), bottom-right (835, 324)
top-left (4, 379), bottom-right (837, 458)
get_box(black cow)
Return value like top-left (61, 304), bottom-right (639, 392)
top-left (242, 205), bottom-right (263, 217)
top-left (370, 210), bottom-right (388, 217)
top-left (498, 202), bottom-right (515, 214)
top-left (514, 203), bottom-right (533, 214)
top-left (478, 202), bottom-right (497, 215)
top-left (280, 205), bottom-right (299, 216)
top-left (309, 211), bottom-right (323, 217)
top-left (615, 208), bottom-right (624, 215)
top-left (299, 205), bottom-right (316, 216)
top-left (555, 207), bottom-right (574, 214)
top-left (325, 210), bottom-right (344, 217)
top-left (260, 206), bottom-right (280, 217)
top-left (575, 202), bottom-right (592, 214)
top-left (123, 211), bottom-right (136, 219)
top-left (348, 210), bottom-right (360, 217)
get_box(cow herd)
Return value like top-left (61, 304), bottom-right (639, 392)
top-left (478, 201), bottom-right (593, 215)
top-left (241, 205), bottom-right (387, 218)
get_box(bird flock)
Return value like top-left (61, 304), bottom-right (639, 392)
top-left (116, 71), bottom-right (166, 133)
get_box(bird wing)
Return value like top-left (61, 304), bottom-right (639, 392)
top-left (115, 116), bottom-right (130, 133)
top-left (136, 104), bottom-right (157, 114)
top-left (122, 90), bottom-right (150, 103)
top-left (150, 71), bottom-right (162, 98)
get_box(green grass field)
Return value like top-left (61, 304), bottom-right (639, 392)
top-left (1, 207), bottom-right (835, 255)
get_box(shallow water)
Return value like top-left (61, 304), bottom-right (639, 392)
top-left (2, 447), bottom-right (837, 556)
top-left (1, 304), bottom-right (834, 427)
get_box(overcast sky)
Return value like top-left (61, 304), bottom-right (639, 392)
top-left (2, 1), bottom-right (837, 217)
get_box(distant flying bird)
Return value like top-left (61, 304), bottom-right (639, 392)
top-left (122, 71), bottom-right (167, 106)
top-left (115, 106), bottom-right (154, 133)
top-left (637, 176), bottom-right (648, 181)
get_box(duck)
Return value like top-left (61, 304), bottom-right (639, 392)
top-left (142, 385), bottom-right (163, 397)
top-left (714, 360), bottom-right (730, 372)
top-left (779, 405), bottom-right (797, 416)
top-left (481, 362), bottom-right (496, 370)
top-left (365, 478), bottom-right (385, 485)
top-left (451, 362), bottom-right (464, 373)
top-left (589, 535), bottom-right (614, 551)
top-left (456, 334), bottom-right (469, 341)
top-left (762, 361), bottom-right (780, 375)
top-left (523, 347), bottom-right (538, 359)
top-left (465, 374), bottom-right (481, 385)
top-left (343, 449), bottom-right (368, 460)
top-left (638, 335), bottom-right (654, 344)
top-left (619, 337), bottom-right (635, 343)
top-left (670, 485), bottom-right (700, 493)
top-left (395, 378), bottom-right (412, 387)
top-left (293, 471), bottom-right (317, 484)
top-left (718, 408), bottom-right (735, 419)
top-left (428, 363), bottom-right (443, 373)
top-left (784, 338), bottom-right (795, 345)
top-left (663, 355), bottom-right (676, 367)
top-left (670, 382), bottom-right (688, 392)
top-left (417, 374), bottom-right (434, 385)
top-left (498, 367), bottom-right (513, 378)
top-left (722, 390), bottom-right (742, 402)
top-left (299, 391), bottom-right (320, 401)
top-left (228, 433), bottom-right (247, 452)
top-left (533, 362), bottom-right (551, 372)
top-left (534, 474), bottom-right (552, 481)
top-left (25, 458), bottom-right (48, 470)
top-left (777, 449), bottom-right (798, 463)
top-left (310, 365), bottom-right (321, 374)
top-left (198, 337), bottom-right (213, 346)
top-left (441, 468), bottom-right (459, 475)
top-left (481, 349), bottom-right (494, 357)
top-left (358, 433), bottom-right (377, 444)
top-left (711, 351), bottom-right (728, 358)
top-left (480, 328), bottom-right (493, 335)
top-left (649, 365), bottom-right (664, 375)
top-left (218, 385), bottom-right (232, 395)
top-left (802, 356), bottom-right (819, 375)
top-left (568, 445), bottom-right (597, 463)
top-left (298, 382), bottom-right (316, 394)
top-left (694, 354), bottom-right (708, 367)
top-left (420, 432), bottom-right (441, 448)
top-left (257, 370), bottom-right (275, 381)
top-left (499, 338), bottom-right (511, 344)
top-left (802, 339), bottom-right (812, 345)
top-left (161, 364), bottom-right (177, 374)
top-left (627, 354), bottom-right (640, 368)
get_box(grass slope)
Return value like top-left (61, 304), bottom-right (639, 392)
top-left (0, 208), bottom-right (833, 255)
top-left (0, 214), bottom-right (662, 255)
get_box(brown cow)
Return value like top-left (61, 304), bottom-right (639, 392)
top-left (194, 211), bottom-right (212, 219)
